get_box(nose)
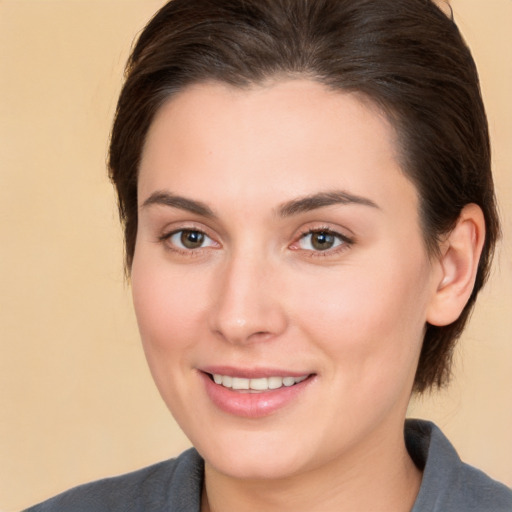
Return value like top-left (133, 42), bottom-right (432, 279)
top-left (208, 252), bottom-right (288, 345)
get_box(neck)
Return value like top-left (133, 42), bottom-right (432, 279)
top-left (201, 425), bottom-right (422, 512)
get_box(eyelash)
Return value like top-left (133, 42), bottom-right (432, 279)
top-left (158, 227), bottom-right (218, 256)
top-left (292, 227), bottom-right (354, 258)
top-left (158, 226), bottom-right (354, 258)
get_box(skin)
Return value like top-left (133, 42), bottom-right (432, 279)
top-left (131, 80), bottom-right (484, 512)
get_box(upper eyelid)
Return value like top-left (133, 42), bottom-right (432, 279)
top-left (300, 228), bottom-right (350, 238)
top-left (161, 227), bottom-right (215, 242)
top-left (289, 227), bottom-right (355, 255)
top-left (159, 222), bottom-right (214, 238)
top-left (171, 229), bottom-right (215, 243)
top-left (290, 233), bottom-right (353, 260)
top-left (295, 225), bottom-right (355, 242)
top-left (159, 228), bottom-right (219, 254)
top-left (155, 216), bottom-right (229, 243)
top-left (156, 222), bottom-right (355, 250)
top-left (298, 231), bottom-right (351, 245)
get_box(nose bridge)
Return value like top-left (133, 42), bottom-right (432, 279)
top-left (209, 247), bottom-right (286, 344)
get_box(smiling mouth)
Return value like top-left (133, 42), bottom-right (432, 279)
top-left (208, 373), bottom-right (310, 392)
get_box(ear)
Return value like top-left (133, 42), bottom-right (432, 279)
top-left (432, 0), bottom-right (453, 18)
top-left (426, 203), bottom-right (486, 326)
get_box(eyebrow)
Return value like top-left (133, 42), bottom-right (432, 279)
top-left (141, 191), bottom-right (216, 218)
top-left (140, 189), bottom-right (379, 218)
top-left (278, 190), bottom-right (379, 217)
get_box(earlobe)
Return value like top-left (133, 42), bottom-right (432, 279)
top-left (426, 203), bottom-right (486, 327)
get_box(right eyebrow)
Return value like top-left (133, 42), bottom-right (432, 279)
top-left (140, 191), bottom-right (216, 218)
top-left (277, 190), bottom-right (379, 217)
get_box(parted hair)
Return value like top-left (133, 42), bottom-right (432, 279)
top-left (108, 0), bottom-right (499, 393)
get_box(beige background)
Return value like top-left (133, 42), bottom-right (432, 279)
top-left (0, 1), bottom-right (510, 510)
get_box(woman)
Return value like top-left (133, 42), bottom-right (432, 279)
top-left (25, 0), bottom-right (512, 510)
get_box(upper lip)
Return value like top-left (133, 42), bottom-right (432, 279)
top-left (199, 366), bottom-right (313, 379)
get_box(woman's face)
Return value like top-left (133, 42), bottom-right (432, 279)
top-left (132, 80), bottom-right (442, 479)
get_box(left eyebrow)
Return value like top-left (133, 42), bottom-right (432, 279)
top-left (140, 191), bottom-right (216, 218)
top-left (277, 190), bottom-right (380, 217)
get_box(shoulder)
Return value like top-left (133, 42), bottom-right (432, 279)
top-left (23, 448), bottom-right (204, 512)
top-left (407, 419), bottom-right (512, 512)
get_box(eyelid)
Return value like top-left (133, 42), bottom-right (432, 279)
top-left (168, 230), bottom-right (216, 249)
top-left (289, 225), bottom-right (355, 256)
top-left (299, 232), bottom-right (344, 250)
top-left (158, 223), bottom-right (221, 254)
top-left (156, 221), bottom-right (353, 257)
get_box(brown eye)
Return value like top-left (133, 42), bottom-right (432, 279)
top-left (298, 230), bottom-right (345, 251)
top-left (180, 230), bottom-right (205, 249)
top-left (310, 232), bottom-right (336, 250)
top-left (166, 229), bottom-right (216, 250)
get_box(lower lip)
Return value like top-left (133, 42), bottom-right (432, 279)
top-left (200, 372), bottom-right (314, 418)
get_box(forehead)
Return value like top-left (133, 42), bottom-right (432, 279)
top-left (138, 79), bottom-right (417, 218)
top-left (143, 79), bottom-right (398, 159)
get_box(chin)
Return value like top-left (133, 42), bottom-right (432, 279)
top-left (191, 424), bottom-right (319, 480)
top-left (206, 449), bottom-right (309, 481)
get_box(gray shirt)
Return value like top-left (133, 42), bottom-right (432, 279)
top-left (25, 420), bottom-right (512, 511)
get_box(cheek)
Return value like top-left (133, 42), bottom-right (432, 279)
top-left (289, 249), bottom-right (431, 381)
top-left (131, 253), bottom-right (208, 358)
top-left (130, 252), bottom-right (215, 424)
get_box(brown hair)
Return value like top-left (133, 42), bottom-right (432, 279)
top-left (108, 0), bottom-right (500, 393)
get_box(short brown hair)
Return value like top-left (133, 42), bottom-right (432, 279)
top-left (108, 0), bottom-right (499, 393)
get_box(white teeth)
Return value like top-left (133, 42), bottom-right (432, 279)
top-left (282, 376), bottom-right (296, 387)
top-left (268, 376), bottom-right (283, 389)
top-left (232, 377), bottom-right (250, 390)
top-left (211, 374), bottom-right (308, 391)
top-left (249, 378), bottom-right (268, 391)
